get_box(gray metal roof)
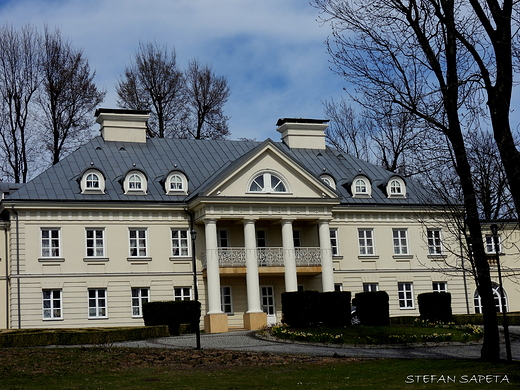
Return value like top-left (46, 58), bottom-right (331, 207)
top-left (4, 136), bottom-right (440, 206)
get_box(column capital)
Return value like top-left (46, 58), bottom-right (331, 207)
top-left (203, 218), bottom-right (218, 224)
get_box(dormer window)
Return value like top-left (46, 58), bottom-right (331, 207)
top-left (387, 176), bottom-right (406, 198)
top-left (352, 175), bottom-right (371, 197)
top-left (124, 170), bottom-right (147, 194)
top-left (165, 171), bottom-right (188, 195)
top-left (320, 174), bottom-right (336, 189)
top-left (248, 171), bottom-right (289, 193)
top-left (80, 169), bottom-right (105, 194)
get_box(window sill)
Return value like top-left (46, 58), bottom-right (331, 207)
top-left (88, 317), bottom-right (109, 320)
top-left (82, 189), bottom-right (105, 195)
top-left (38, 257), bottom-right (65, 263)
top-left (127, 257), bottom-right (152, 262)
top-left (169, 256), bottom-right (191, 261)
top-left (43, 318), bottom-right (63, 321)
top-left (332, 255), bottom-right (344, 260)
top-left (83, 257), bottom-right (109, 262)
top-left (399, 307), bottom-right (415, 310)
top-left (393, 255), bottom-right (413, 261)
top-left (428, 254), bottom-right (447, 260)
top-left (358, 255), bottom-right (379, 261)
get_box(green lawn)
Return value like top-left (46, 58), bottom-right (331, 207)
top-left (0, 348), bottom-right (518, 389)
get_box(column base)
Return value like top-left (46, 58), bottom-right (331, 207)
top-left (204, 313), bottom-right (229, 334)
top-left (243, 312), bottom-right (267, 330)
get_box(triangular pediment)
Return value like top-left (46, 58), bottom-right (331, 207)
top-left (199, 140), bottom-right (339, 200)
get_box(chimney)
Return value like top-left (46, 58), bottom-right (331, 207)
top-left (276, 118), bottom-right (329, 150)
top-left (95, 108), bottom-right (150, 143)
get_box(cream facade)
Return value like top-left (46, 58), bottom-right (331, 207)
top-left (0, 109), bottom-right (518, 332)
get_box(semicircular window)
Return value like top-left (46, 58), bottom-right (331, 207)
top-left (249, 172), bottom-right (288, 193)
top-left (81, 169), bottom-right (105, 194)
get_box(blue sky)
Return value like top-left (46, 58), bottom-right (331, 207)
top-left (0, 0), bottom-right (346, 140)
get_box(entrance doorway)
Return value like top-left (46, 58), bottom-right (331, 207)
top-left (260, 285), bottom-right (276, 325)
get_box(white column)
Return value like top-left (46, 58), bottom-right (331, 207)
top-left (282, 219), bottom-right (298, 292)
top-left (244, 219), bottom-right (262, 313)
top-left (319, 220), bottom-right (335, 292)
top-left (204, 219), bottom-right (222, 314)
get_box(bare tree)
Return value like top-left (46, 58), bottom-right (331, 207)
top-left (183, 59), bottom-right (230, 140)
top-left (116, 42), bottom-right (184, 138)
top-left (38, 26), bottom-right (105, 165)
top-left (314, 0), bottom-right (502, 360)
top-left (0, 24), bottom-right (40, 183)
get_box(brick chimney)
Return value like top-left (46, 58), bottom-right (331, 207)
top-left (95, 108), bottom-right (150, 143)
top-left (276, 118), bottom-right (329, 150)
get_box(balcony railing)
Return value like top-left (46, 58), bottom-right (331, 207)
top-left (201, 247), bottom-right (323, 268)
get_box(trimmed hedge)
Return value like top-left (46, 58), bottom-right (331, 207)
top-left (281, 291), bottom-right (351, 328)
top-left (143, 300), bottom-right (201, 335)
top-left (390, 313), bottom-right (520, 326)
top-left (418, 292), bottom-right (452, 323)
top-left (354, 291), bottom-right (389, 326)
top-left (0, 326), bottom-right (168, 348)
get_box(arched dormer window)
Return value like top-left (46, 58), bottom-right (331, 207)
top-left (81, 169), bottom-right (105, 194)
top-left (352, 175), bottom-right (371, 197)
top-left (165, 171), bottom-right (188, 195)
top-left (248, 171), bottom-right (289, 194)
top-left (124, 170), bottom-right (147, 195)
top-left (387, 176), bottom-right (406, 198)
top-left (320, 174), bottom-right (336, 189)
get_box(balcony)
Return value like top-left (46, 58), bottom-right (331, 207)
top-left (201, 247), bottom-right (324, 275)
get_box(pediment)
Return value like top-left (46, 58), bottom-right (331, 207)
top-left (201, 141), bottom-right (339, 200)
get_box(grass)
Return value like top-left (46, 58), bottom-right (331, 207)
top-left (268, 323), bottom-right (483, 345)
top-left (0, 347), bottom-right (518, 389)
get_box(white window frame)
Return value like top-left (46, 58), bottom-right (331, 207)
top-left (129, 228), bottom-right (147, 257)
top-left (220, 286), bottom-right (233, 314)
top-left (398, 282), bottom-right (414, 309)
top-left (86, 228), bottom-right (105, 258)
top-left (330, 229), bottom-right (339, 256)
top-left (392, 229), bottom-right (409, 255)
top-left (42, 289), bottom-right (62, 320)
top-left (320, 174), bottom-right (336, 189)
top-left (427, 229), bottom-right (443, 255)
top-left (41, 228), bottom-right (61, 258)
top-left (387, 177), bottom-right (406, 198)
top-left (352, 175), bottom-right (371, 197)
top-left (174, 287), bottom-right (192, 301)
top-left (474, 283), bottom-right (507, 313)
top-left (432, 282), bottom-right (448, 293)
top-left (358, 228), bottom-right (375, 256)
top-left (248, 171), bottom-right (289, 194)
top-left (88, 288), bottom-right (107, 318)
top-left (131, 287), bottom-right (149, 318)
top-left (485, 235), bottom-right (501, 254)
top-left (124, 170), bottom-right (147, 194)
top-left (81, 169), bottom-right (105, 194)
top-left (171, 229), bottom-right (189, 257)
top-left (218, 229), bottom-right (230, 248)
top-left (334, 283), bottom-right (343, 292)
top-left (363, 283), bottom-right (379, 292)
top-left (293, 229), bottom-right (302, 248)
top-left (166, 171), bottom-right (188, 195)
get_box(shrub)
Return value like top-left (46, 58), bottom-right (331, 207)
top-left (354, 291), bottom-right (389, 326)
top-left (281, 291), bottom-right (320, 328)
top-left (418, 292), bottom-right (452, 323)
top-left (319, 291), bottom-right (351, 327)
top-left (143, 300), bottom-right (201, 335)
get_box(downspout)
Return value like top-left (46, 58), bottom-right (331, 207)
top-left (4, 222), bottom-right (9, 329)
top-left (11, 206), bottom-right (20, 329)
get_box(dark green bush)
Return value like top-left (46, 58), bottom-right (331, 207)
top-left (418, 292), bottom-right (452, 323)
top-left (143, 300), bottom-right (201, 335)
top-left (354, 291), bottom-right (389, 326)
top-left (319, 291), bottom-right (351, 327)
top-left (281, 291), bottom-right (320, 328)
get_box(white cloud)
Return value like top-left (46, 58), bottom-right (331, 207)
top-left (0, 0), bottom-right (345, 139)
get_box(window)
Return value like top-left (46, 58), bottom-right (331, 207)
top-left (433, 282), bottom-right (448, 293)
top-left (171, 229), bottom-right (189, 257)
top-left (293, 229), bottom-right (302, 248)
top-left (88, 289), bottom-right (107, 318)
top-left (352, 175), bottom-right (371, 197)
top-left (398, 282), bottom-right (414, 309)
top-left (427, 229), bottom-right (443, 255)
top-left (81, 169), bottom-right (105, 194)
top-left (124, 170), bottom-right (147, 194)
top-left (320, 175), bottom-right (336, 189)
top-left (41, 228), bottom-right (60, 257)
top-left (363, 283), bottom-right (379, 292)
top-left (392, 229), bottom-right (408, 255)
top-left (42, 289), bottom-right (62, 320)
top-left (174, 287), bottom-right (191, 301)
top-left (166, 171), bottom-right (188, 195)
top-left (330, 229), bottom-right (339, 256)
top-left (131, 288), bottom-right (149, 317)
top-left (358, 229), bottom-right (374, 255)
top-left (334, 283), bottom-right (343, 292)
top-left (221, 286), bottom-right (233, 314)
top-left (485, 235), bottom-right (501, 254)
top-left (249, 172), bottom-right (288, 193)
top-left (86, 228), bottom-right (104, 257)
top-left (218, 229), bottom-right (229, 247)
top-left (256, 230), bottom-right (267, 248)
top-left (474, 283), bottom-right (507, 313)
top-left (387, 177), bottom-right (406, 198)
top-left (129, 228), bottom-right (147, 257)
